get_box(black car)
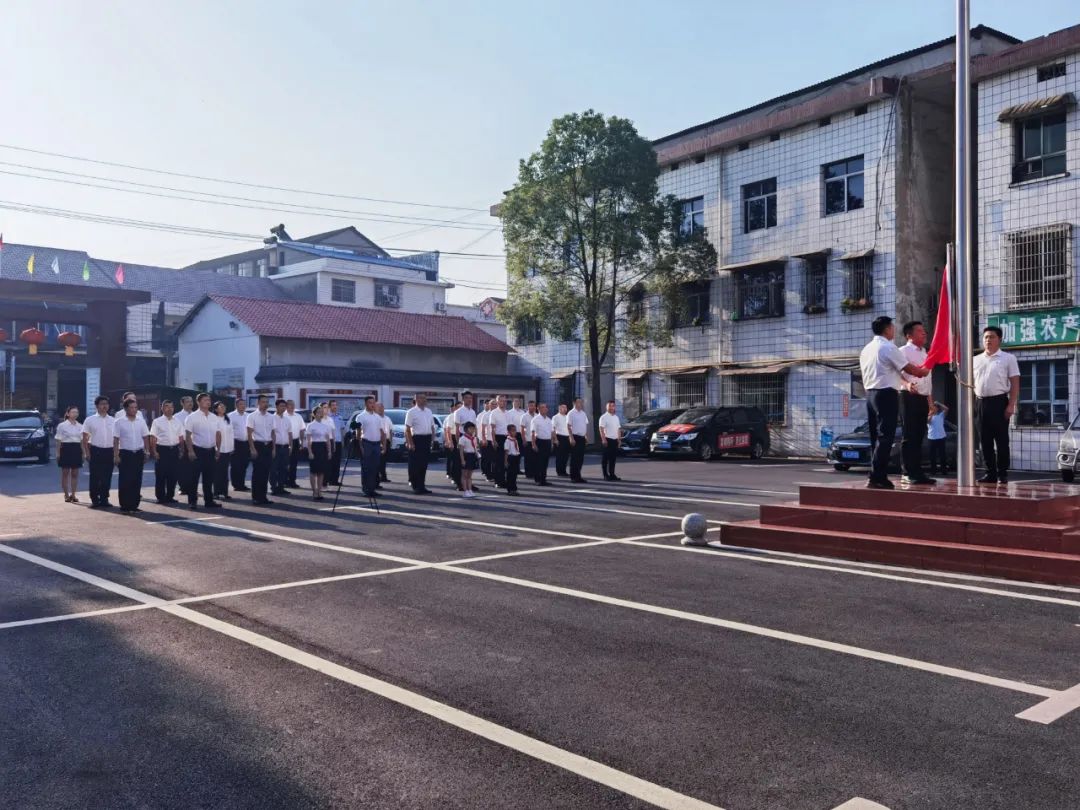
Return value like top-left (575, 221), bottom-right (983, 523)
top-left (0, 410), bottom-right (50, 463)
top-left (827, 420), bottom-right (973, 471)
top-left (649, 406), bottom-right (771, 461)
top-left (619, 408), bottom-right (685, 454)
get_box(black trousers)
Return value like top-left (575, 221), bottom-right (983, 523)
top-left (89, 446), bottom-right (114, 505)
top-left (449, 436), bottom-right (462, 488)
top-left (177, 449), bottom-right (192, 496)
top-left (506, 454), bottom-right (520, 493)
top-left (555, 435), bottom-right (570, 476)
top-left (928, 439), bottom-right (948, 473)
top-left (118, 449), bottom-right (145, 511)
top-left (570, 435), bottom-right (587, 480)
top-left (493, 434), bottom-right (506, 486)
top-left (445, 439), bottom-right (455, 479)
top-left (866, 388), bottom-right (899, 482)
top-left (155, 445), bottom-right (179, 502)
top-left (361, 440), bottom-right (381, 495)
top-left (900, 392), bottom-right (929, 479)
top-left (326, 444), bottom-right (343, 486)
top-left (409, 434), bottom-right (432, 491)
top-left (522, 442), bottom-right (534, 478)
top-left (271, 444), bottom-right (290, 492)
top-left (288, 438), bottom-right (302, 486)
top-left (215, 451), bottom-right (232, 497)
top-left (978, 394), bottom-right (1011, 476)
top-left (534, 439), bottom-right (551, 484)
top-left (481, 441), bottom-right (493, 478)
top-left (251, 441), bottom-right (272, 501)
top-left (601, 438), bottom-right (619, 478)
top-left (380, 444), bottom-right (390, 481)
top-left (190, 447), bottom-right (217, 505)
top-left (230, 441), bottom-right (249, 490)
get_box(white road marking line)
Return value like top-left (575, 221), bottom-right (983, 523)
top-left (1015, 681), bottom-right (1080, 723)
top-left (469, 494), bottom-right (720, 523)
top-left (832, 800), bottom-right (891, 810)
top-left (618, 540), bottom-right (1080, 609)
top-left (150, 516), bottom-right (224, 525)
top-left (0, 544), bottom-right (723, 810)
top-left (566, 489), bottom-right (761, 507)
top-left (0, 603), bottom-right (154, 630)
top-left (618, 529), bottom-right (723, 542)
top-left (334, 506), bottom-right (610, 541)
top-left (639, 483), bottom-right (795, 496)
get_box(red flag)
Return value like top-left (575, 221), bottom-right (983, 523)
top-left (115, 264), bottom-right (125, 285)
top-left (923, 267), bottom-right (952, 368)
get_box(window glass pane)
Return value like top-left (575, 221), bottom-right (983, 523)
top-left (1055, 360), bottom-right (1069, 399)
top-left (763, 178), bottom-right (777, 194)
top-left (1035, 362), bottom-right (1050, 401)
top-left (846, 173), bottom-right (864, 210)
top-left (1022, 119), bottom-right (1042, 159)
top-left (825, 179), bottom-right (846, 214)
top-left (766, 196), bottom-right (777, 228)
top-left (1019, 366), bottom-right (1033, 400)
top-left (1045, 114), bottom-right (1066, 153)
top-left (848, 157), bottom-right (864, 174)
top-left (1043, 153), bottom-right (1066, 176)
top-left (746, 198), bottom-right (766, 231)
top-left (825, 162), bottom-right (845, 179)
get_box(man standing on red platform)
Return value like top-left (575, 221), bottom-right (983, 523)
top-left (899, 321), bottom-right (936, 485)
top-left (973, 325), bottom-right (1020, 484)
top-left (859, 316), bottom-right (931, 490)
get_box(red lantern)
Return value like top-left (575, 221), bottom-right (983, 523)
top-left (0, 328), bottom-right (8, 343)
top-left (58, 331), bottom-right (82, 357)
top-left (20, 327), bottom-right (45, 356)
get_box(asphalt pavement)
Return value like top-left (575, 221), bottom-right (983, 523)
top-left (0, 453), bottom-right (1077, 809)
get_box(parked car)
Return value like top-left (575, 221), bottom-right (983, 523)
top-left (346, 409), bottom-right (444, 461)
top-left (826, 420), bottom-right (972, 472)
top-left (619, 408), bottom-right (686, 454)
top-left (1056, 412), bottom-right (1080, 482)
top-left (0, 410), bottom-right (50, 463)
top-left (649, 406), bottom-right (770, 461)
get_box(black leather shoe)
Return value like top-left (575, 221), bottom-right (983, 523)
top-left (866, 479), bottom-right (895, 490)
top-left (977, 475), bottom-right (999, 484)
top-left (234, 486), bottom-right (250, 492)
top-left (998, 474), bottom-right (1009, 484)
top-left (205, 502), bottom-right (223, 509)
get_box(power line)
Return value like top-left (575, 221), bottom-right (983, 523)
top-left (0, 142), bottom-right (487, 213)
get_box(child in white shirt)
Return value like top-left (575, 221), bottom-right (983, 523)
top-left (458, 422), bottom-right (478, 497)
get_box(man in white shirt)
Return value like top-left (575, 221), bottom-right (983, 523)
top-left (150, 399), bottom-right (184, 504)
top-left (478, 400), bottom-right (495, 481)
top-left (551, 404), bottom-right (571, 478)
top-left (114, 397), bottom-right (151, 514)
top-left (490, 396), bottom-right (510, 488)
top-left (81, 395), bottom-right (116, 508)
top-left (567, 398), bottom-right (591, 483)
top-left (405, 393), bottom-right (436, 494)
top-left (355, 396), bottom-right (386, 497)
top-left (246, 394), bottom-right (276, 504)
top-left (452, 392), bottom-right (478, 491)
top-left (286, 400), bottom-right (306, 489)
top-left (175, 396), bottom-right (195, 497)
top-left (185, 392), bottom-right (223, 508)
top-left (859, 316), bottom-right (930, 489)
top-left (529, 403), bottom-right (554, 486)
top-left (974, 325), bottom-right (1021, 484)
top-left (443, 400), bottom-right (461, 484)
top-left (598, 400), bottom-right (622, 482)
top-left (271, 399), bottom-right (293, 496)
top-left (376, 402), bottom-right (394, 486)
top-left (520, 401), bottom-right (537, 481)
top-left (898, 320), bottom-right (936, 485)
top-left (227, 399), bottom-right (250, 492)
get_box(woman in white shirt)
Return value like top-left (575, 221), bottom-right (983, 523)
top-left (55, 404), bottom-right (84, 503)
top-left (306, 404), bottom-right (334, 501)
top-left (213, 402), bottom-right (235, 501)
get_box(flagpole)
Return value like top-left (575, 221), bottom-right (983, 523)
top-left (955, 0), bottom-right (976, 487)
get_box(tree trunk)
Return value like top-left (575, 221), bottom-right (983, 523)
top-left (589, 359), bottom-right (604, 449)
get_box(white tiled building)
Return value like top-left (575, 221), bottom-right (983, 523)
top-left (977, 26), bottom-right (1080, 470)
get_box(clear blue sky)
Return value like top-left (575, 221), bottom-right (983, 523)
top-left (0, 1), bottom-right (1075, 304)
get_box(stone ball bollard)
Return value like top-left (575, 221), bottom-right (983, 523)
top-left (680, 512), bottom-right (709, 546)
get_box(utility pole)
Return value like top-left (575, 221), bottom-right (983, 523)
top-left (954, 0), bottom-right (976, 487)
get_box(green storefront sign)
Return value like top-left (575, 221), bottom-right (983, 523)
top-left (987, 307), bottom-right (1080, 348)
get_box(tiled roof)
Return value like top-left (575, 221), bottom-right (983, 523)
top-left (203, 295), bottom-right (514, 353)
top-left (0, 242), bottom-right (121, 289)
top-left (118, 263), bottom-right (291, 304)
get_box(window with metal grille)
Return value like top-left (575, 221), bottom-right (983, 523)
top-left (680, 197), bottom-right (705, 235)
top-left (671, 280), bottom-right (711, 327)
top-left (1005, 224), bottom-right (1072, 310)
top-left (802, 255), bottom-right (827, 313)
top-left (728, 373), bottom-right (786, 424)
top-left (742, 178), bottom-right (777, 233)
top-left (627, 284), bottom-right (646, 323)
top-left (1017, 359), bottom-right (1069, 426)
top-left (736, 266), bottom-right (785, 319)
top-left (623, 379), bottom-right (645, 419)
top-left (374, 281), bottom-right (402, 309)
top-left (1037, 62), bottom-right (1066, 82)
top-left (331, 278), bottom-right (356, 303)
top-left (514, 317), bottom-right (543, 345)
top-left (850, 370), bottom-right (866, 400)
top-left (823, 156), bottom-right (864, 215)
top-left (1013, 112), bottom-right (1066, 183)
top-left (845, 256), bottom-right (874, 303)
top-left (669, 374), bottom-right (707, 409)
top-left (557, 376), bottom-right (576, 408)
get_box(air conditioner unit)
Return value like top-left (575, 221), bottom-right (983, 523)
top-left (434, 302), bottom-right (447, 313)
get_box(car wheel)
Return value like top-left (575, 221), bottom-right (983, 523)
top-left (698, 442), bottom-right (714, 462)
top-left (749, 441), bottom-right (765, 460)
top-left (1063, 469), bottom-right (1076, 483)
top-left (833, 463), bottom-right (850, 471)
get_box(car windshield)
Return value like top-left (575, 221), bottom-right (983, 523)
top-left (672, 408), bottom-right (714, 426)
top-left (1069, 412), bottom-right (1080, 432)
top-left (0, 413), bottom-right (42, 429)
top-left (635, 409), bottom-right (676, 422)
top-left (387, 411), bottom-right (406, 425)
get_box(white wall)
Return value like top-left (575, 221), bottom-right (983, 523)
top-left (177, 301), bottom-right (262, 391)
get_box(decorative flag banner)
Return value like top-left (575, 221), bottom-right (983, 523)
top-left (114, 264), bottom-right (124, 285)
top-left (82, 260), bottom-right (91, 281)
top-left (924, 266), bottom-right (952, 369)
top-left (27, 253), bottom-right (35, 275)
top-left (51, 256), bottom-right (60, 275)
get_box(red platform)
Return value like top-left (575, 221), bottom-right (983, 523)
top-left (720, 480), bottom-right (1080, 585)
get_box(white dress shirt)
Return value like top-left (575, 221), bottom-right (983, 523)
top-left (307, 419), bottom-right (333, 446)
top-left (477, 410), bottom-right (491, 441)
top-left (599, 412), bottom-right (621, 441)
top-left (974, 350), bottom-right (1021, 397)
top-left (356, 411), bottom-right (385, 442)
top-left (186, 410), bottom-right (221, 450)
top-left (531, 414), bottom-right (553, 441)
top-left (506, 435), bottom-right (520, 456)
top-left (228, 409), bottom-right (248, 437)
top-left (247, 410), bottom-right (275, 442)
top-left (272, 413), bottom-right (293, 446)
top-left (490, 408), bottom-right (509, 437)
top-left (175, 409), bottom-right (193, 428)
top-left (568, 408), bottom-right (589, 437)
top-left (456, 407), bottom-right (477, 434)
top-left (55, 420), bottom-right (83, 443)
top-left (218, 418), bottom-right (235, 454)
top-left (899, 341), bottom-right (931, 396)
top-left (859, 335), bottom-right (908, 391)
top-left (443, 409), bottom-right (458, 440)
top-left (404, 406), bottom-right (435, 435)
top-left (82, 413), bottom-right (115, 449)
top-left (288, 412), bottom-right (306, 441)
top-left (551, 413), bottom-right (569, 437)
top-left (381, 414), bottom-right (393, 438)
top-left (520, 412), bottom-right (536, 441)
top-left (114, 415), bottom-right (149, 453)
top-left (506, 408), bottom-right (524, 433)
top-left (151, 415), bottom-right (184, 447)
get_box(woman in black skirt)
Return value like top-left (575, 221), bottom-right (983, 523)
top-left (305, 403), bottom-right (334, 501)
top-left (55, 404), bottom-right (84, 503)
top-left (212, 402), bottom-right (234, 500)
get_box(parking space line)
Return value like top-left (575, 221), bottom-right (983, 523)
top-left (468, 494), bottom-right (720, 523)
top-left (1015, 681), bottom-right (1080, 723)
top-left (566, 489), bottom-right (761, 507)
top-left (332, 506), bottom-right (611, 541)
top-left (0, 543), bottom-right (723, 810)
top-left (638, 483), bottom-right (795, 496)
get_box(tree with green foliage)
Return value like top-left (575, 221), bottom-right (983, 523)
top-left (498, 110), bottom-right (717, 436)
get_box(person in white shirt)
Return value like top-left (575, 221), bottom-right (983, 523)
top-left (898, 321), bottom-right (936, 485)
top-left (443, 400), bottom-right (461, 484)
top-left (285, 400), bottom-right (306, 489)
top-left (113, 397), bottom-right (150, 514)
top-left (376, 402), bottom-right (394, 486)
top-left (55, 404), bottom-right (84, 503)
top-left (567, 398), bottom-right (591, 483)
top-left (185, 393), bottom-right (223, 508)
top-left (504, 424), bottom-right (522, 495)
top-left (927, 401), bottom-right (949, 476)
top-left (404, 395), bottom-right (435, 494)
top-left (305, 403), bottom-right (335, 501)
top-left (478, 400), bottom-right (495, 481)
top-left (490, 396), bottom-right (510, 488)
top-left (551, 404), bottom-right (571, 478)
top-left (212, 401), bottom-right (236, 501)
top-left (150, 399), bottom-right (185, 504)
top-left (529, 403), bottom-right (554, 485)
top-left (175, 396), bottom-right (195, 497)
top-left (246, 395), bottom-right (276, 504)
top-left (452, 392), bottom-right (478, 491)
top-left (859, 316), bottom-right (930, 489)
top-left (355, 396), bottom-right (387, 497)
top-left (520, 401), bottom-right (537, 481)
top-left (974, 325), bottom-right (1021, 483)
top-left (81, 395), bottom-right (116, 508)
top-left (457, 421), bottom-right (479, 497)
top-left (598, 400), bottom-right (622, 481)
top-left (270, 399), bottom-right (293, 496)
top-left (227, 399), bottom-right (250, 492)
